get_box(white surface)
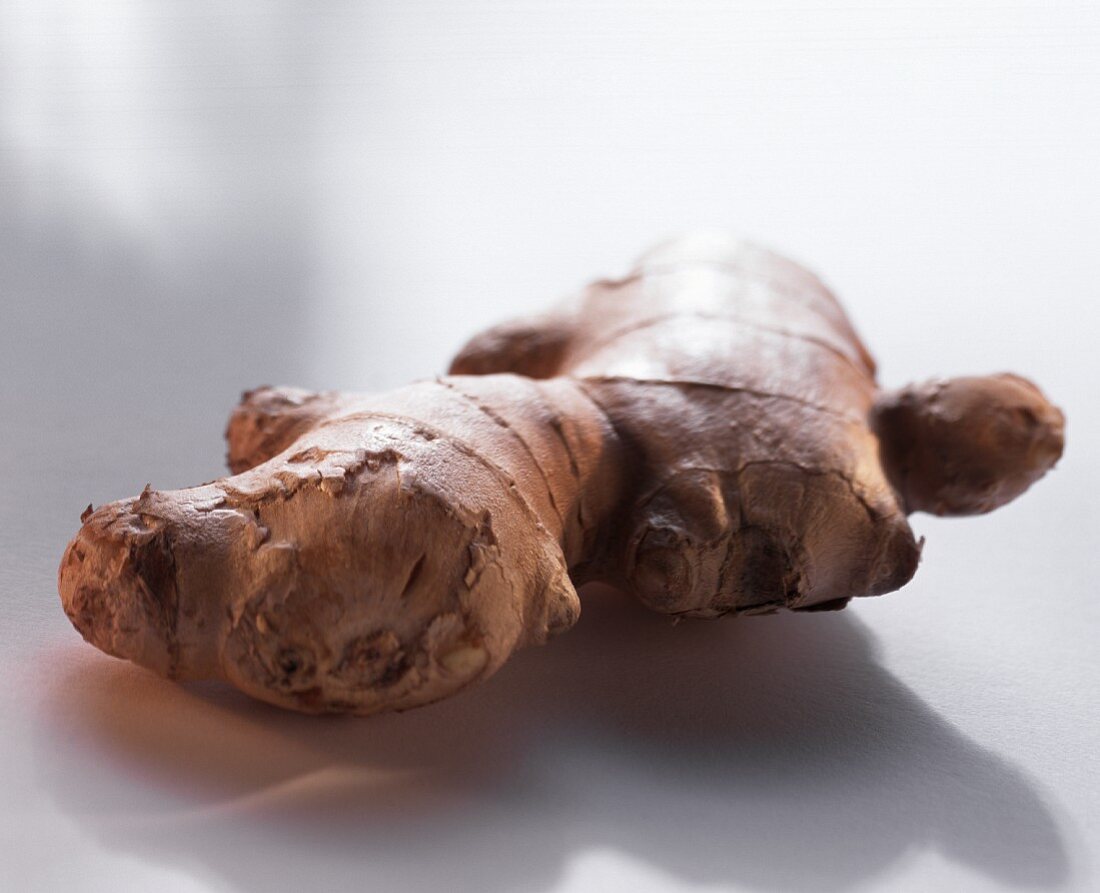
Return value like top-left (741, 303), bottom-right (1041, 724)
top-left (1, 2), bottom-right (1098, 891)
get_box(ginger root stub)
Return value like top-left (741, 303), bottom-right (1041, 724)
top-left (58, 235), bottom-right (1065, 715)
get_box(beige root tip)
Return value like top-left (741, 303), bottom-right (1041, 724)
top-left (58, 501), bottom-right (182, 678)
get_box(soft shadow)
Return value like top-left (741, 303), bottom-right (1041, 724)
top-left (35, 587), bottom-right (1069, 893)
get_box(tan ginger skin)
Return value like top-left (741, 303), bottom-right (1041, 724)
top-left (58, 235), bottom-right (1066, 715)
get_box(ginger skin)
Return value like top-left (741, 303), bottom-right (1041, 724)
top-left (58, 235), bottom-right (1065, 715)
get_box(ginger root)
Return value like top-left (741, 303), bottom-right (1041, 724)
top-left (58, 234), bottom-right (1065, 714)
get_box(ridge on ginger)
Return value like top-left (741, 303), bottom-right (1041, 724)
top-left (58, 234), bottom-right (1065, 715)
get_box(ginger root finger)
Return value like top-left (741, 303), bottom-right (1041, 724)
top-left (449, 312), bottom-right (575, 379)
top-left (225, 386), bottom-right (344, 474)
top-left (872, 374), bottom-right (1065, 516)
top-left (60, 376), bottom-right (618, 714)
top-left (59, 234), bottom-right (1065, 715)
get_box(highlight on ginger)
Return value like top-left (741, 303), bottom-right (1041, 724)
top-left (58, 234), bottom-right (1065, 715)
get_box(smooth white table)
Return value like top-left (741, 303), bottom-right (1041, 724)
top-left (2, 3), bottom-right (1097, 891)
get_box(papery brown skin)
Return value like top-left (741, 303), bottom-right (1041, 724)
top-left (58, 234), bottom-right (1065, 715)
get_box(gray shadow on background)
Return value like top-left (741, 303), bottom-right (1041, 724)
top-left (0, 136), bottom-right (314, 485)
top-left (37, 589), bottom-right (1070, 893)
top-left (0, 31), bottom-right (318, 546)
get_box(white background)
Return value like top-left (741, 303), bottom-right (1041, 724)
top-left (1, 2), bottom-right (1098, 891)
